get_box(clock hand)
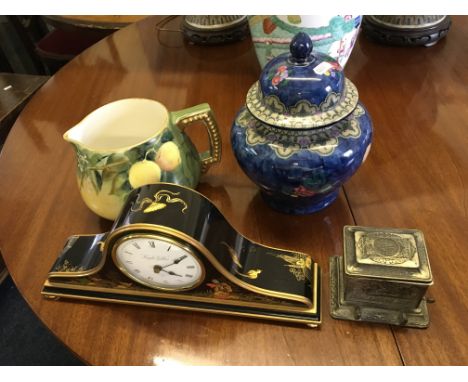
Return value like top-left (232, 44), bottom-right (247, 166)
top-left (174, 255), bottom-right (188, 264)
top-left (161, 269), bottom-right (182, 277)
top-left (153, 254), bottom-right (188, 272)
top-left (161, 255), bottom-right (188, 269)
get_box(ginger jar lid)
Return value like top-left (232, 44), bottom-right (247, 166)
top-left (246, 32), bottom-right (359, 129)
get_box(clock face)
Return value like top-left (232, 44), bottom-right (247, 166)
top-left (113, 234), bottom-right (205, 291)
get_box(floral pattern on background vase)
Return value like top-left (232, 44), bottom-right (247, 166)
top-left (249, 15), bottom-right (362, 68)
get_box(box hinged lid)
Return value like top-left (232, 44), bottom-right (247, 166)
top-left (343, 226), bottom-right (432, 284)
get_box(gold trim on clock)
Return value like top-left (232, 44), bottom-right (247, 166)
top-left (48, 234), bottom-right (107, 278)
top-left (47, 228), bottom-right (318, 313)
top-left (44, 266), bottom-right (320, 317)
top-left (40, 287), bottom-right (321, 326)
top-left (44, 258), bottom-right (319, 318)
top-left (111, 233), bottom-right (206, 292)
top-left (44, 182), bottom-right (321, 326)
top-left (103, 223), bottom-right (316, 310)
top-left (43, 268), bottom-right (318, 315)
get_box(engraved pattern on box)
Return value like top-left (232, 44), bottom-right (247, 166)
top-left (354, 231), bottom-right (419, 268)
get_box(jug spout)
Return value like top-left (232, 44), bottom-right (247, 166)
top-left (63, 123), bottom-right (85, 148)
top-left (63, 98), bottom-right (171, 153)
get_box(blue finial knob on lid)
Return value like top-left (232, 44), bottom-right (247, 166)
top-left (290, 32), bottom-right (313, 63)
top-left (253, 31), bottom-right (349, 127)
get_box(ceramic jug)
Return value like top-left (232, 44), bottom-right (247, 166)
top-left (64, 98), bottom-right (221, 220)
top-left (231, 33), bottom-right (372, 214)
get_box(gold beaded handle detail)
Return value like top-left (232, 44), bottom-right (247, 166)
top-left (172, 103), bottom-right (222, 173)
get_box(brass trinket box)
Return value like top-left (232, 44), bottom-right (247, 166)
top-left (330, 226), bottom-right (433, 328)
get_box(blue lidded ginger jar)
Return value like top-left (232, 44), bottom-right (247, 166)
top-left (231, 32), bottom-right (372, 214)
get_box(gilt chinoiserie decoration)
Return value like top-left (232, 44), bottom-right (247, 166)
top-left (42, 183), bottom-right (321, 327)
top-left (330, 226), bottom-right (433, 328)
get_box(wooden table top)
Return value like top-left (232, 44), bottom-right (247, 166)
top-left (43, 15), bottom-right (149, 31)
top-left (0, 16), bottom-right (467, 366)
top-left (0, 73), bottom-right (49, 145)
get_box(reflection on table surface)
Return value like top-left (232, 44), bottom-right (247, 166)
top-left (0, 15), bottom-right (467, 366)
top-left (43, 15), bottom-right (149, 30)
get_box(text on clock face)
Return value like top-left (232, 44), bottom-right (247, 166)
top-left (114, 236), bottom-right (204, 290)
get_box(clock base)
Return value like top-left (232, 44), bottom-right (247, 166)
top-left (42, 274), bottom-right (321, 327)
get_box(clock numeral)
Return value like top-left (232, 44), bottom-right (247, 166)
top-left (133, 243), bottom-right (141, 250)
top-left (134, 269), bottom-right (141, 274)
top-left (187, 265), bottom-right (195, 269)
top-left (185, 274), bottom-right (193, 278)
top-left (125, 260), bottom-right (133, 264)
top-left (149, 241), bottom-right (155, 248)
top-left (124, 251), bottom-right (133, 255)
top-left (167, 245), bottom-right (172, 251)
top-left (147, 276), bottom-right (153, 281)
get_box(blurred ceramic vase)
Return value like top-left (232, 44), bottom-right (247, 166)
top-left (362, 15), bottom-right (451, 47)
top-left (231, 33), bottom-right (372, 215)
top-left (249, 15), bottom-right (362, 68)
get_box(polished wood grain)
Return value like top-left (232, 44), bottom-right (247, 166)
top-left (43, 15), bottom-right (148, 31)
top-left (0, 15), bottom-right (465, 365)
top-left (0, 73), bottom-right (48, 145)
top-left (344, 16), bottom-right (468, 365)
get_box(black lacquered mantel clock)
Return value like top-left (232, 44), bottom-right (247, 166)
top-left (43, 183), bottom-right (321, 327)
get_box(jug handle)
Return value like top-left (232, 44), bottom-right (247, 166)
top-left (171, 103), bottom-right (222, 173)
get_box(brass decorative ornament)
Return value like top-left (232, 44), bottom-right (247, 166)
top-left (330, 226), bottom-right (433, 328)
top-left (43, 183), bottom-right (321, 327)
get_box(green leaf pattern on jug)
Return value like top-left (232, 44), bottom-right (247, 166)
top-left (73, 128), bottom-right (200, 202)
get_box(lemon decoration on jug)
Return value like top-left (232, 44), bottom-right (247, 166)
top-left (64, 98), bottom-right (221, 220)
